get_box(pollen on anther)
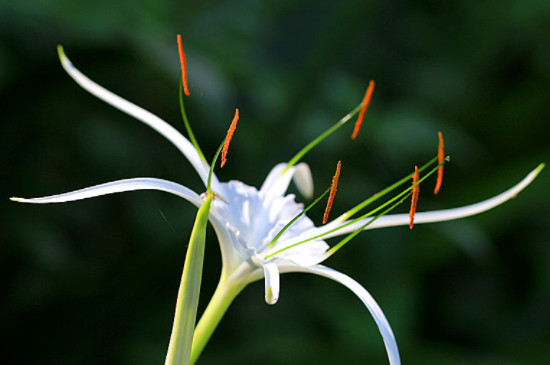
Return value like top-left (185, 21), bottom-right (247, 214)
top-left (351, 80), bottom-right (375, 140)
top-left (177, 34), bottom-right (190, 96)
top-left (434, 131), bottom-right (445, 195)
top-left (323, 161), bottom-right (342, 224)
top-left (409, 165), bottom-right (420, 229)
top-left (221, 109), bottom-right (239, 168)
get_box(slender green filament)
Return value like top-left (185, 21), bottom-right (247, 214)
top-left (207, 140), bottom-right (225, 194)
top-left (325, 192), bottom-right (413, 257)
top-left (266, 157), bottom-right (449, 259)
top-left (284, 102), bottom-right (364, 173)
top-left (179, 77), bottom-right (207, 163)
top-left (266, 186), bottom-right (332, 251)
top-left (340, 156), bottom-right (438, 221)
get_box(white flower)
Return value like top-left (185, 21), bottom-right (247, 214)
top-left (12, 50), bottom-right (543, 365)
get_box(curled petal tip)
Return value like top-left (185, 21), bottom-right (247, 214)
top-left (534, 162), bottom-right (545, 176)
top-left (294, 163), bottom-right (314, 200)
top-left (266, 286), bottom-right (278, 305)
top-left (56, 45), bottom-right (64, 58)
top-left (263, 263), bottom-right (280, 305)
top-left (57, 45), bottom-right (69, 65)
top-left (10, 197), bottom-right (38, 203)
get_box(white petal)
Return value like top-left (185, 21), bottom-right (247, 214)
top-left (293, 163), bottom-right (314, 200)
top-left (260, 162), bottom-right (313, 200)
top-left (319, 164), bottom-right (544, 238)
top-left (58, 48), bottom-right (216, 187)
top-left (11, 178), bottom-right (203, 207)
top-left (285, 265), bottom-right (400, 365)
top-left (263, 262), bottom-right (280, 305)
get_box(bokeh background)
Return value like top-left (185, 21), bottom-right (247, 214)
top-left (2, 1), bottom-right (549, 364)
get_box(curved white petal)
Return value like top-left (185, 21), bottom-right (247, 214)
top-left (263, 262), bottom-right (280, 305)
top-left (285, 265), bottom-right (400, 365)
top-left (319, 164), bottom-right (544, 238)
top-left (260, 162), bottom-right (313, 200)
top-left (11, 178), bottom-right (203, 207)
top-left (293, 163), bottom-right (314, 200)
top-left (58, 47), bottom-right (216, 187)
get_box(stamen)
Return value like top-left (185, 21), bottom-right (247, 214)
top-left (265, 186), bottom-right (332, 252)
top-left (324, 191), bottom-right (412, 259)
top-left (178, 64), bottom-right (206, 163)
top-left (284, 99), bottom-right (365, 173)
top-left (269, 157), bottom-right (449, 258)
top-left (207, 141), bottom-right (225, 194)
top-left (339, 156), bottom-right (438, 222)
top-left (434, 131), bottom-right (445, 195)
top-left (409, 166), bottom-right (420, 229)
top-left (351, 80), bottom-right (375, 140)
top-left (323, 161), bottom-right (342, 224)
top-left (221, 109), bottom-right (239, 168)
top-left (212, 191), bottom-right (229, 205)
top-left (177, 34), bottom-right (190, 96)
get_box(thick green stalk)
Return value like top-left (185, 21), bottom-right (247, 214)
top-left (165, 194), bottom-right (213, 365)
top-left (190, 278), bottom-right (247, 364)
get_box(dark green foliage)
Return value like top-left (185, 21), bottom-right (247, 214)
top-left (2, 1), bottom-right (549, 364)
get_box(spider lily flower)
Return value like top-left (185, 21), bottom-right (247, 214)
top-left (11, 47), bottom-right (544, 365)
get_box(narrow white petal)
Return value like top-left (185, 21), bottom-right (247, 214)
top-left (11, 178), bottom-right (203, 207)
top-left (58, 48), bottom-right (216, 187)
top-left (286, 265), bottom-right (400, 365)
top-left (260, 162), bottom-right (313, 200)
top-left (319, 164), bottom-right (544, 238)
top-left (263, 262), bottom-right (280, 305)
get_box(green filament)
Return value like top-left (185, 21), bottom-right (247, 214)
top-left (179, 77), bottom-right (207, 163)
top-left (265, 186), bottom-right (332, 252)
top-left (267, 157), bottom-right (449, 258)
top-left (340, 156), bottom-right (439, 221)
top-left (325, 192), bottom-right (413, 257)
top-left (284, 102), bottom-right (364, 173)
top-left (207, 140), bottom-right (225, 194)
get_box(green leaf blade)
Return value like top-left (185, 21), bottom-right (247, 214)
top-left (165, 194), bottom-right (213, 365)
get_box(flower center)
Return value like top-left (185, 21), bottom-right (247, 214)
top-left (211, 180), bottom-right (327, 263)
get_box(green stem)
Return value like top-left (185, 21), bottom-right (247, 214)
top-left (190, 277), bottom-right (247, 364)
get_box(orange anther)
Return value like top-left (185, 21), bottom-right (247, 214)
top-left (409, 165), bottom-right (420, 229)
top-left (434, 131), bottom-right (445, 194)
top-left (323, 161), bottom-right (342, 224)
top-left (351, 80), bottom-right (375, 140)
top-left (177, 34), bottom-right (190, 96)
top-left (221, 109), bottom-right (239, 167)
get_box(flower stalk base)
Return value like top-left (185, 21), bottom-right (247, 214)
top-left (190, 276), bottom-right (248, 364)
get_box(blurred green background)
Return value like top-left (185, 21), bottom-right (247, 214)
top-left (2, 1), bottom-right (549, 364)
